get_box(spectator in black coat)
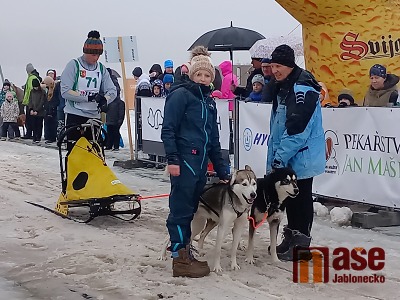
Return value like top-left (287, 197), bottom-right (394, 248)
top-left (105, 97), bottom-right (125, 151)
top-left (232, 57), bottom-right (264, 98)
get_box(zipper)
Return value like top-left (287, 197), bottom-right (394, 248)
top-left (183, 159), bottom-right (196, 176)
top-left (199, 87), bottom-right (208, 170)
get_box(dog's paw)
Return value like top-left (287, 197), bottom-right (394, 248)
top-left (245, 257), bottom-right (255, 265)
top-left (238, 241), bottom-right (247, 251)
top-left (231, 263), bottom-right (241, 271)
top-left (212, 264), bottom-right (223, 273)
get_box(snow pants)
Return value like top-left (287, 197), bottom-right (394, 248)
top-left (167, 158), bottom-right (207, 252)
top-left (286, 177), bottom-right (314, 236)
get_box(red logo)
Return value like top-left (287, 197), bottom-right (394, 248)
top-left (293, 246), bottom-right (385, 284)
top-left (340, 32), bottom-right (400, 61)
top-left (340, 32), bottom-right (368, 60)
top-left (80, 70), bottom-right (86, 78)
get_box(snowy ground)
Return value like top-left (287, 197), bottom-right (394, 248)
top-left (0, 139), bottom-right (400, 300)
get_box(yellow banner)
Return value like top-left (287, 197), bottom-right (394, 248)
top-left (276, 0), bottom-right (400, 104)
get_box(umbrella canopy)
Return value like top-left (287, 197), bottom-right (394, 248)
top-left (188, 22), bottom-right (265, 53)
top-left (249, 35), bottom-right (304, 59)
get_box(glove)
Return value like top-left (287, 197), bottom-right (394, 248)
top-left (272, 159), bottom-right (283, 170)
top-left (95, 94), bottom-right (107, 106)
top-left (88, 93), bottom-right (98, 102)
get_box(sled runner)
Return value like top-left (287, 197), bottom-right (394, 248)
top-left (32, 119), bottom-right (141, 223)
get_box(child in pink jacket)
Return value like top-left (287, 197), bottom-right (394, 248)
top-left (219, 60), bottom-right (238, 111)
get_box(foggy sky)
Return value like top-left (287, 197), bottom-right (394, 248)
top-left (0, 0), bottom-right (299, 86)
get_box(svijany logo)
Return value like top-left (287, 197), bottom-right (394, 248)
top-left (293, 247), bottom-right (385, 284)
top-left (242, 128), bottom-right (269, 152)
top-left (340, 32), bottom-right (400, 61)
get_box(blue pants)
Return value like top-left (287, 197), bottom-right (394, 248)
top-left (167, 160), bottom-right (207, 252)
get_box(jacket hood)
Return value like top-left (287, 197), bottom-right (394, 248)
top-left (219, 61), bottom-right (233, 77)
top-left (383, 74), bottom-right (399, 89)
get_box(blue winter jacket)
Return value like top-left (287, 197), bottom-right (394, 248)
top-left (266, 66), bottom-right (325, 180)
top-left (161, 79), bottom-right (229, 180)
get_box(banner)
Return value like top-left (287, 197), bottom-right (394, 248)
top-left (237, 102), bottom-right (400, 208)
top-left (314, 107), bottom-right (400, 208)
top-left (238, 101), bottom-right (271, 177)
top-left (140, 97), bottom-right (230, 150)
top-left (276, 0), bottom-right (400, 104)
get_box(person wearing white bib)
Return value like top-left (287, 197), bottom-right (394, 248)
top-left (60, 30), bottom-right (117, 151)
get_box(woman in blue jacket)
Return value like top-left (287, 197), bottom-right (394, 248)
top-left (265, 45), bottom-right (325, 261)
top-left (161, 53), bottom-right (229, 278)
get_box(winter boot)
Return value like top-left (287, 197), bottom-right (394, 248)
top-left (268, 226), bottom-right (293, 255)
top-left (277, 230), bottom-right (312, 262)
top-left (172, 245), bottom-right (210, 278)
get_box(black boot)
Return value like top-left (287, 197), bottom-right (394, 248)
top-left (278, 230), bottom-right (312, 262)
top-left (269, 226), bottom-right (293, 255)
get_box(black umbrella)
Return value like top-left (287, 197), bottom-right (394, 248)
top-left (188, 22), bottom-right (265, 61)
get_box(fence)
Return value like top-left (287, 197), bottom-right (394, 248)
top-left (132, 97), bottom-right (400, 209)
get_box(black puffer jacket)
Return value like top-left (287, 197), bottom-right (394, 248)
top-left (106, 97), bottom-right (125, 126)
top-left (161, 79), bottom-right (229, 180)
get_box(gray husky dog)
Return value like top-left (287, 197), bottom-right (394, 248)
top-left (160, 165), bottom-right (257, 273)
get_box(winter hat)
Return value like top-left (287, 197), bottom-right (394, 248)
top-left (338, 89), bottom-right (355, 105)
top-left (164, 60), bottom-right (174, 69)
top-left (252, 74), bottom-right (265, 86)
top-left (369, 64), bottom-right (387, 79)
top-left (132, 67), bottom-right (143, 78)
top-left (32, 78), bottom-right (40, 88)
top-left (46, 69), bottom-right (56, 79)
top-left (83, 30), bottom-right (103, 55)
top-left (270, 44), bottom-right (296, 68)
top-left (211, 90), bottom-right (223, 99)
top-left (163, 74), bottom-right (174, 84)
top-left (149, 64), bottom-right (162, 75)
top-left (261, 58), bottom-right (272, 64)
top-left (26, 63), bottom-right (35, 74)
top-left (188, 55), bottom-right (215, 82)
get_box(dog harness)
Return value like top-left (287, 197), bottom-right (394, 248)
top-left (199, 183), bottom-right (248, 218)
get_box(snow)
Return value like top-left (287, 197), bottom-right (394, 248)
top-left (313, 202), bottom-right (329, 217)
top-left (330, 207), bottom-right (353, 226)
top-left (0, 139), bottom-right (400, 299)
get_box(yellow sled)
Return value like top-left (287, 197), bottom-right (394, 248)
top-left (54, 120), bottom-right (141, 222)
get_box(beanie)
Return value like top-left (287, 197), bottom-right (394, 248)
top-left (188, 55), bottom-right (215, 82)
top-left (338, 89), bottom-right (355, 105)
top-left (132, 67), bottom-right (143, 78)
top-left (149, 64), bottom-right (162, 75)
top-left (270, 44), bottom-right (296, 68)
top-left (252, 74), bottom-right (265, 86)
top-left (163, 74), bottom-right (174, 84)
top-left (32, 78), bottom-right (40, 88)
top-left (211, 90), bottom-right (223, 99)
top-left (83, 30), bottom-right (103, 55)
top-left (369, 64), bottom-right (387, 79)
top-left (164, 60), bottom-right (174, 69)
top-left (26, 63), bottom-right (35, 74)
top-left (261, 58), bottom-right (271, 64)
